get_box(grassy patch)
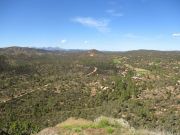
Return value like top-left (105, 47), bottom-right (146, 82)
top-left (59, 117), bottom-right (118, 134)
top-left (113, 57), bottom-right (123, 64)
top-left (135, 68), bottom-right (150, 75)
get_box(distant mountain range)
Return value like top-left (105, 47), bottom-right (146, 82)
top-left (0, 46), bottom-right (180, 54)
top-left (39, 47), bottom-right (86, 52)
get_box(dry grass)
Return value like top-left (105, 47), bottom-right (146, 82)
top-left (36, 116), bottom-right (177, 135)
top-left (135, 129), bottom-right (174, 135)
top-left (57, 117), bottom-right (93, 128)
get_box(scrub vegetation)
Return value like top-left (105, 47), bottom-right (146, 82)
top-left (0, 47), bottom-right (179, 135)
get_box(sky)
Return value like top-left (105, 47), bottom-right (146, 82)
top-left (0, 0), bottom-right (180, 51)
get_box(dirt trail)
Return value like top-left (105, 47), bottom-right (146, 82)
top-left (1, 67), bottom-right (98, 103)
top-left (0, 89), bottom-right (36, 103)
top-left (87, 67), bottom-right (97, 76)
top-left (0, 85), bottom-right (49, 104)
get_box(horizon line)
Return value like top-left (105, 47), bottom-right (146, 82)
top-left (0, 46), bottom-right (180, 52)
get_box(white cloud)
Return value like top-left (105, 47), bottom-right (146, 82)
top-left (61, 39), bottom-right (67, 44)
top-left (72, 17), bottom-right (110, 32)
top-left (106, 9), bottom-right (123, 17)
top-left (84, 40), bottom-right (88, 44)
top-left (106, 9), bottom-right (115, 14)
top-left (172, 33), bottom-right (180, 37)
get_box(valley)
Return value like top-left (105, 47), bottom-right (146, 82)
top-left (0, 47), bottom-right (179, 135)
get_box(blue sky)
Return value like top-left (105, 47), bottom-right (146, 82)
top-left (0, 0), bottom-right (180, 51)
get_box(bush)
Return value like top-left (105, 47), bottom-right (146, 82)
top-left (7, 121), bottom-right (39, 135)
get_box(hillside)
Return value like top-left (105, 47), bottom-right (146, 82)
top-left (0, 47), bottom-right (179, 135)
top-left (35, 116), bottom-right (173, 135)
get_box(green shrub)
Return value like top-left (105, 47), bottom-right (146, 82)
top-left (7, 121), bottom-right (39, 135)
